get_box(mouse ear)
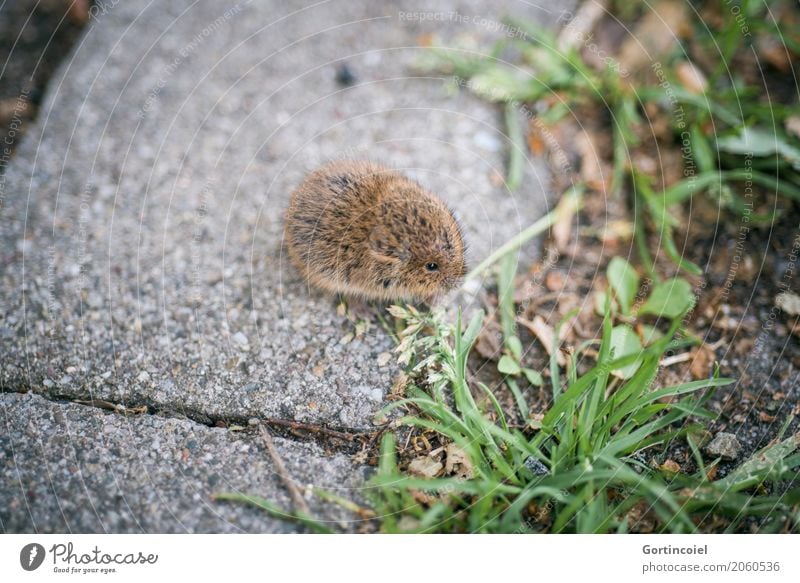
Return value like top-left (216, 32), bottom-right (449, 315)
top-left (368, 225), bottom-right (409, 263)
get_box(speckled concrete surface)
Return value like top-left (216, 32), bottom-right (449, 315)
top-left (0, 0), bottom-right (569, 532)
top-left (0, 392), bottom-right (368, 533)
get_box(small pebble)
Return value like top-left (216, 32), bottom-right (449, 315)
top-left (243, 382), bottom-right (260, 393)
top-left (335, 63), bottom-right (356, 86)
top-left (705, 432), bottom-right (742, 460)
top-left (524, 457), bottom-right (550, 476)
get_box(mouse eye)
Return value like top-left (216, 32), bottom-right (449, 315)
top-left (425, 262), bottom-right (439, 272)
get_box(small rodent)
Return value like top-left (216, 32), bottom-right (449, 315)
top-left (284, 160), bottom-right (466, 304)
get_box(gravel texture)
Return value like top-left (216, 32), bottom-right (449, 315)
top-left (0, 0), bottom-right (568, 532)
top-left (0, 0), bottom-right (562, 428)
top-left (1, 392), bottom-right (368, 533)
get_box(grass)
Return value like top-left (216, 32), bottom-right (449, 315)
top-left (423, 5), bottom-right (800, 276)
top-left (367, 281), bottom-right (798, 533)
top-left (218, 5), bottom-right (800, 533)
top-left (220, 244), bottom-right (799, 532)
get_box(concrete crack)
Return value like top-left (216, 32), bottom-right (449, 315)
top-left (0, 386), bottom-right (380, 454)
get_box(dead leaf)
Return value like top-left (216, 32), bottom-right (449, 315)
top-left (660, 459), bottom-right (681, 473)
top-left (444, 443), bottom-right (474, 479)
top-left (576, 131), bottom-right (610, 193)
top-left (545, 270), bottom-right (566, 292)
top-left (674, 61), bottom-right (708, 94)
top-left (617, 1), bottom-right (690, 74)
top-left (552, 186), bottom-right (582, 253)
top-left (0, 97), bottom-right (32, 126)
top-left (526, 124), bottom-right (546, 155)
top-left (390, 371), bottom-right (409, 398)
top-left (689, 344), bottom-right (715, 380)
top-left (67, 0), bottom-right (90, 24)
top-left (557, 0), bottom-right (608, 52)
top-left (626, 500), bottom-right (656, 533)
top-left (416, 33), bottom-right (435, 48)
top-left (474, 318), bottom-right (502, 360)
top-left (490, 168), bottom-right (505, 187)
top-left (756, 33), bottom-right (791, 72)
top-left (517, 315), bottom-right (567, 367)
top-left (776, 292), bottom-right (800, 316)
top-left (407, 456), bottom-right (443, 478)
top-left (530, 502), bottom-right (550, 525)
top-left (785, 116), bottom-right (800, 140)
top-left (397, 515), bottom-right (422, 531)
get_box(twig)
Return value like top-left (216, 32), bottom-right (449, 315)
top-left (263, 417), bottom-right (365, 441)
top-left (258, 424), bottom-right (311, 516)
top-left (557, 0), bottom-right (608, 52)
top-left (505, 101), bottom-right (525, 191)
top-left (660, 353), bottom-right (693, 368)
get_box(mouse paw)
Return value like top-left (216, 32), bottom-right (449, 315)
top-left (339, 296), bottom-right (379, 322)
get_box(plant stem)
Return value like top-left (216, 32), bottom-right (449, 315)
top-left (464, 185), bottom-right (583, 282)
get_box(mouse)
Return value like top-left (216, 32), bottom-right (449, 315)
top-left (284, 160), bottom-right (467, 308)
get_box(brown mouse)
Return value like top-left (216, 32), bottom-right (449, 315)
top-left (284, 160), bottom-right (466, 304)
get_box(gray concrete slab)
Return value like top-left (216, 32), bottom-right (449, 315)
top-left (0, 0), bottom-right (560, 429)
top-left (0, 0), bottom-right (574, 533)
top-left (0, 392), bottom-right (368, 533)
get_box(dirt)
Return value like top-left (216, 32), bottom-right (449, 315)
top-left (0, 0), bottom-right (89, 154)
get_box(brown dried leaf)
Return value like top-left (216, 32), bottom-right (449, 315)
top-left (576, 131), bottom-right (610, 193)
top-left (444, 443), bottom-right (474, 479)
top-left (517, 315), bottom-right (567, 367)
top-left (689, 344), bottom-right (715, 380)
top-left (407, 456), bottom-right (443, 478)
top-left (626, 500), bottom-right (656, 533)
top-left (66, 0), bottom-right (90, 24)
top-left (527, 124), bottom-right (546, 155)
top-left (785, 116), bottom-right (800, 140)
top-left (416, 33), bottom-right (435, 48)
top-left (660, 459), bottom-right (681, 473)
top-left (617, 1), bottom-right (690, 74)
top-left (756, 34), bottom-right (792, 72)
top-left (474, 318), bottom-right (502, 360)
top-left (674, 61), bottom-right (708, 94)
top-left (545, 270), bottom-right (566, 292)
top-left (390, 371), bottom-right (409, 398)
top-left (551, 186), bottom-right (582, 253)
top-left (556, 0), bottom-right (608, 52)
